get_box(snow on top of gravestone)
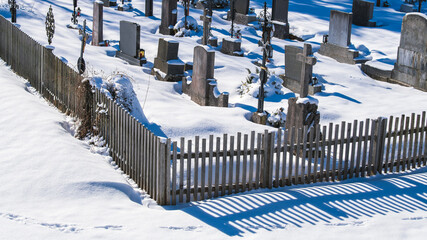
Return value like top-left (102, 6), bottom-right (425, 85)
top-left (167, 59), bottom-right (185, 65)
top-left (163, 38), bottom-right (179, 44)
top-left (199, 45), bottom-right (216, 53)
top-left (297, 97), bottom-right (319, 105)
top-left (96, 0), bottom-right (104, 4)
top-left (223, 37), bottom-right (242, 43)
top-left (406, 12), bottom-right (427, 21)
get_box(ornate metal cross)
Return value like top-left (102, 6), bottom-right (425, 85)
top-left (45, 5), bottom-right (55, 45)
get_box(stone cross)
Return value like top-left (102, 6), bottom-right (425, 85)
top-left (202, 9), bottom-right (212, 45)
top-left (92, 1), bottom-right (103, 46)
top-left (296, 43), bottom-right (316, 98)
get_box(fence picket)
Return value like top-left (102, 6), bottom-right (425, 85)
top-left (172, 142), bottom-right (177, 205)
top-left (281, 129), bottom-right (289, 187)
top-left (305, 126), bottom-right (311, 183)
top-left (214, 137), bottom-right (220, 197)
top-left (236, 133), bottom-right (241, 193)
top-left (413, 115), bottom-right (421, 169)
top-left (194, 136), bottom-right (199, 201)
top-left (385, 116), bottom-right (393, 173)
top-left (249, 131), bottom-right (255, 191)
top-left (201, 138), bottom-right (206, 200)
top-left (186, 140), bottom-right (192, 203)
top-left (343, 122), bottom-right (352, 180)
top-left (402, 117), bottom-right (410, 171)
top-left (420, 112), bottom-right (426, 167)
top-left (222, 134), bottom-right (227, 196)
top-left (332, 124), bottom-right (339, 181)
top-left (275, 130), bottom-right (281, 188)
top-left (242, 134), bottom-right (248, 192)
top-left (326, 123), bottom-right (333, 181)
top-left (208, 135), bottom-right (213, 199)
top-left (361, 119), bottom-right (370, 177)
top-left (313, 124), bottom-right (320, 183)
top-left (295, 128), bottom-right (302, 184)
top-left (349, 120), bottom-right (358, 178)
top-left (228, 136), bottom-right (234, 194)
top-left (319, 125), bottom-right (327, 182)
top-left (179, 138), bottom-right (184, 203)
top-left (256, 133), bottom-right (262, 189)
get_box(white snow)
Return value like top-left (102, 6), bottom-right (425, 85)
top-left (1, 0), bottom-right (427, 238)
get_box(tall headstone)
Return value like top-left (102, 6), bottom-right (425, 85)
top-left (352, 0), bottom-right (376, 27)
top-left (318, 10), bottom-right (365, 64)
top-left (92, 1), bottom-right (103, 46)
top-left (159, 0), bottom-right (177, 35)
top-left (391, 13), bottom-right (427, 91)
top-left (272, 0), bottom-right (289, 39)
top-left (227, 0), bottom-right (257, 25)
top-left (282, 44), bottom-right (321, 96)
top-left (182, 46), bottom-right (229, 107)
top-left (115, 21), bottom-right (146, 66)
top-left (152, 38), bottom-right (185, 82)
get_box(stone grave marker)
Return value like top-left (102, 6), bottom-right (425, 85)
top-left (221, 37), bottom-right (243, 56)
top-left (391, 13), bottom-right (427, 91)
top-left (115, 21), bottom-right (146, 66)
top-left (272, 0), bottom-right (289, 39)
top-left (285, 97), bottom-right (320, 143)
top-left (227, 0), bottom-right (257, 25)
top-left (352, 0), bottom-right (376, 27)
top-left (92, 1), bottom-right (103, 46)
top-left (183, 46), bottom-right (229, 107)
top-left (318, 10), bottom-right (365, 64)
top-left (102, 0), bottom-right (117, 7)
top-left (201, 8), bottom-right (218, 46)
top-left (281, 44), bottom-right (321, 96)
top-left (152, 38), bottom-right (185, 82)
top-left (159, 0), bottom-right (177, 35)
top-left (146, 0), bottom-right (153, 16)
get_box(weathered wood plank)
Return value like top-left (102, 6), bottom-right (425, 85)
top-left (242, 134), bottom-right (248, 192)
top-left (332, 124), bottom-right (339, 181)
top-left (201, 138), bottom-right (206, 200)
top-left (413, 114), bottom-right (421, 169)
top-left (214, 137), bottom-right (220, 197)
top-left (319, 125), bottom-right (327, 182)
top-left (274, 130), bottom-right (282, 188)
top-left (361, 119), bottom-right (370, 177)
top-left (208, 135), bottom-right (214, 199)
top-left (236, 133), bottom-right (241, 192)
top-left (304, 126), bottom-right (311, 184)
top-left (402, 117), bottom-right (410, 171)
top-left (229, 135), bottom-right (235, 194)
top-left (313, 124), bottom-right (320, 183)
top-left (295, 128), bottom-right (302, 184)
top-left (249, 131), bottom-right (255, 191)
top-left (338, 122), bottom-right (346, 181)
top-left (288, 127), bottom-right (295, 185)
top-left (408, 113), bottom-right (416, 169)
top-left (390, 117), bottom-right (399, 172)
top-left (397, 114), bottom-right (406, 172)
top-left (281, 129), bottom-right (289, 187)
top-left (179, 137), bottom-right (184, 203)
top-left (326, 123), bottom-right (333, 181)
top-left (256, 133), bottom-right (262, 189)
top-left (420, 112), bottom-right (426, 167)
top-left (343, 122), bottom-right (351, 180)
top-left (222, 134), bottom-right (227, 196)
top-left (172, 141), bottom-right (177, 205)
top-left (194, 136), bottom-right (199, 201)
top-left (384, 116), bottom-right (393, 173)
top-left (186, 139), bottom-right (192, 203)
top-left (349, 120), bottom-right (358, 178)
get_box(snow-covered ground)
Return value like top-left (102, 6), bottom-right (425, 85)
top-left (1, 59), bottom-right (427, 239)
top-left (1, 0), bottom-right (426, 141)
top-left (1, 0), bottom-right (427, 239)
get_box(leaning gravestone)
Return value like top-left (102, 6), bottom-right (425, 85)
top-left (281, 44), bottom-right (321, 96)
top-left (318, 10), bottom-right (364, 64)
top-left (115, 21), bottom-right (146, 66)
top-left (182, 46), bottom-right (229, 107)
top-left (159, 0), bottom-right (177, 35)
top-left (271, 0), bottom-right (289, 39)
top-left (92, 1), bottom-right (103, 46)
top-left (152, 38), bottom-right (185, 82)
top-left (228, 0), bottom-right (257, 25)
top-left (352, 0), bottom-right (376, 27)
top-left (391, 13), bottom-right (427, 91)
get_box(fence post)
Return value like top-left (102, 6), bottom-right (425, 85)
top-left (157, 138), bottom-right (170, 205)
top-left (372, 117), bottom-right (386, 175)
top-left (260, 131), bottom-right (273, 188)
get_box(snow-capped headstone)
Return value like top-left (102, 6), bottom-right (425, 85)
top-left (391, 13), bottom-right (427, 91)
top-left (182, 46), bottom-right (229, 107)
top-left (272, 0), bottom-right (289, 39)
top-left (92, 1), bottom-right (103, 46)
top-left (102, 0), bottom-right (117, 7)
top-left (115, 21), bottom-right (146, 66)
top-left (227, 0), bottom-right (257, 25)
top-left (152, 38), bottom-right (185, 82)
top-left (352, 0), bottom-right (376, 27)
top-left (221, 37), bottom-right (243, 56)
top-left (318, 10), bottom-right (364, 64)
top-left (159, 0), bottom-right (177, 35)
top-left (282, 44), bottom-right (320, 97)
top-left (285, 97), bottom-right (321, 143)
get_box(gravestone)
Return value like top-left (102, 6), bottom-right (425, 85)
top-left (272, 0), bottom-right (289, 39)
top-left (182, 46), bottom-right (229, 107)
top-left (221, 38), bottom-right (243, 56)
top-left (102, 0), bottom-right (117, 7)
top-left (318, 10), bottom-right (364, 64)
top-left (281, 44), bottom-right (321, 96)
top-left (201, 9), bottom-right (218, 46)
top-left (92, 1), bottom-right (103, 46)
top-left (115, 21), bottom-right (146, 66)
top-left (159, 0), bottom-right (177, 35)
top-left (352, 0), bottom-right (376, 27)
top-left (152, 38), bottom-right (185, 82)
top-left (285, 97), bottom-right (320, 142)
top-left (227, 0), bottom-right (257, 25)
top-left (391, 13), bottom-right (427, 91)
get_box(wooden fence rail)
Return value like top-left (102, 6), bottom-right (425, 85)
top-left (1, 15), bottom-right (426, 206)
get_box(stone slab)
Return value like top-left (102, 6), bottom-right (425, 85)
top-left (220, 38), bottom-right (243, 56)
top-left (328, 10), bottom-right (352, 47)
top-left (227, 11), bottom-right (257, 25)
top-left (391, 13), bottom-right (427, 91)
top-left (92, 1), bottom-right (103, 46)
top-left (352, 0), bottom-right (376, 27)
top-left (361, 63), bottom-right (392, 82)
top-left (119, 20), bottom-right (140, 58)
top-left (159, 0), bottom-right (177, 35)
top-left (318, 42), bottom-right (364, 65)
top-left (272, 0), bottom-right (289, 23)
top-left (235, 0), bottom-right (250, 15)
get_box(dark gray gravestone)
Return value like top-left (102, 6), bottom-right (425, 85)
top-left (182, 46), bottom-right (229, 107)
top-left (329, 10), bottom-right (352, 47)
top-left (391, 13), bottom-right (427, 91)
top-left (102, 0), bottom-right (117, 7)
top-left (146, 0), bottom-right (153, 16)
top-left (272, 0), bottom-right (290, 39)
top-left (220, 38), bottom-right (243, 56)
top-left (159, 0), bottom-right (177, 35)
top-left (227, 0), bottom-right (256, 25)
top-left (285, 97), bottom-right (320, 143)
top-left (318, 10), bottom-right (365, 64)
top-left (92, 1), bottom-right (103, 46)
top-left (282, 44), bottom-right (320, 96)
top-left (235, 0), bottom-right (249, 14)
top-left (152, 38), bottom-right (185, 82)
top-left (115, 21), bottom-right (146, 65)
top-left (352, 0), bottom-right (376, 27)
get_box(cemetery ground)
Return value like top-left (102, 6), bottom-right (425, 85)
top-left (1, 58), bottom-right (427, 239)
top-left (0, 0), bottom-right (427, 239)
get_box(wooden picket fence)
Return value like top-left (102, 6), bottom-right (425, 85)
top-left (1, 15), bottom-right (426, 206)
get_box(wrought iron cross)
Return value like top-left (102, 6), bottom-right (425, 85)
top-left (45, 5), bottom-right (55, 45)
top-left (78, 20), bottom-right (87, 74)
top-left (230, 0), bottom-right (236, 37)
top-left (9, 0), bottom-right (18, 23)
